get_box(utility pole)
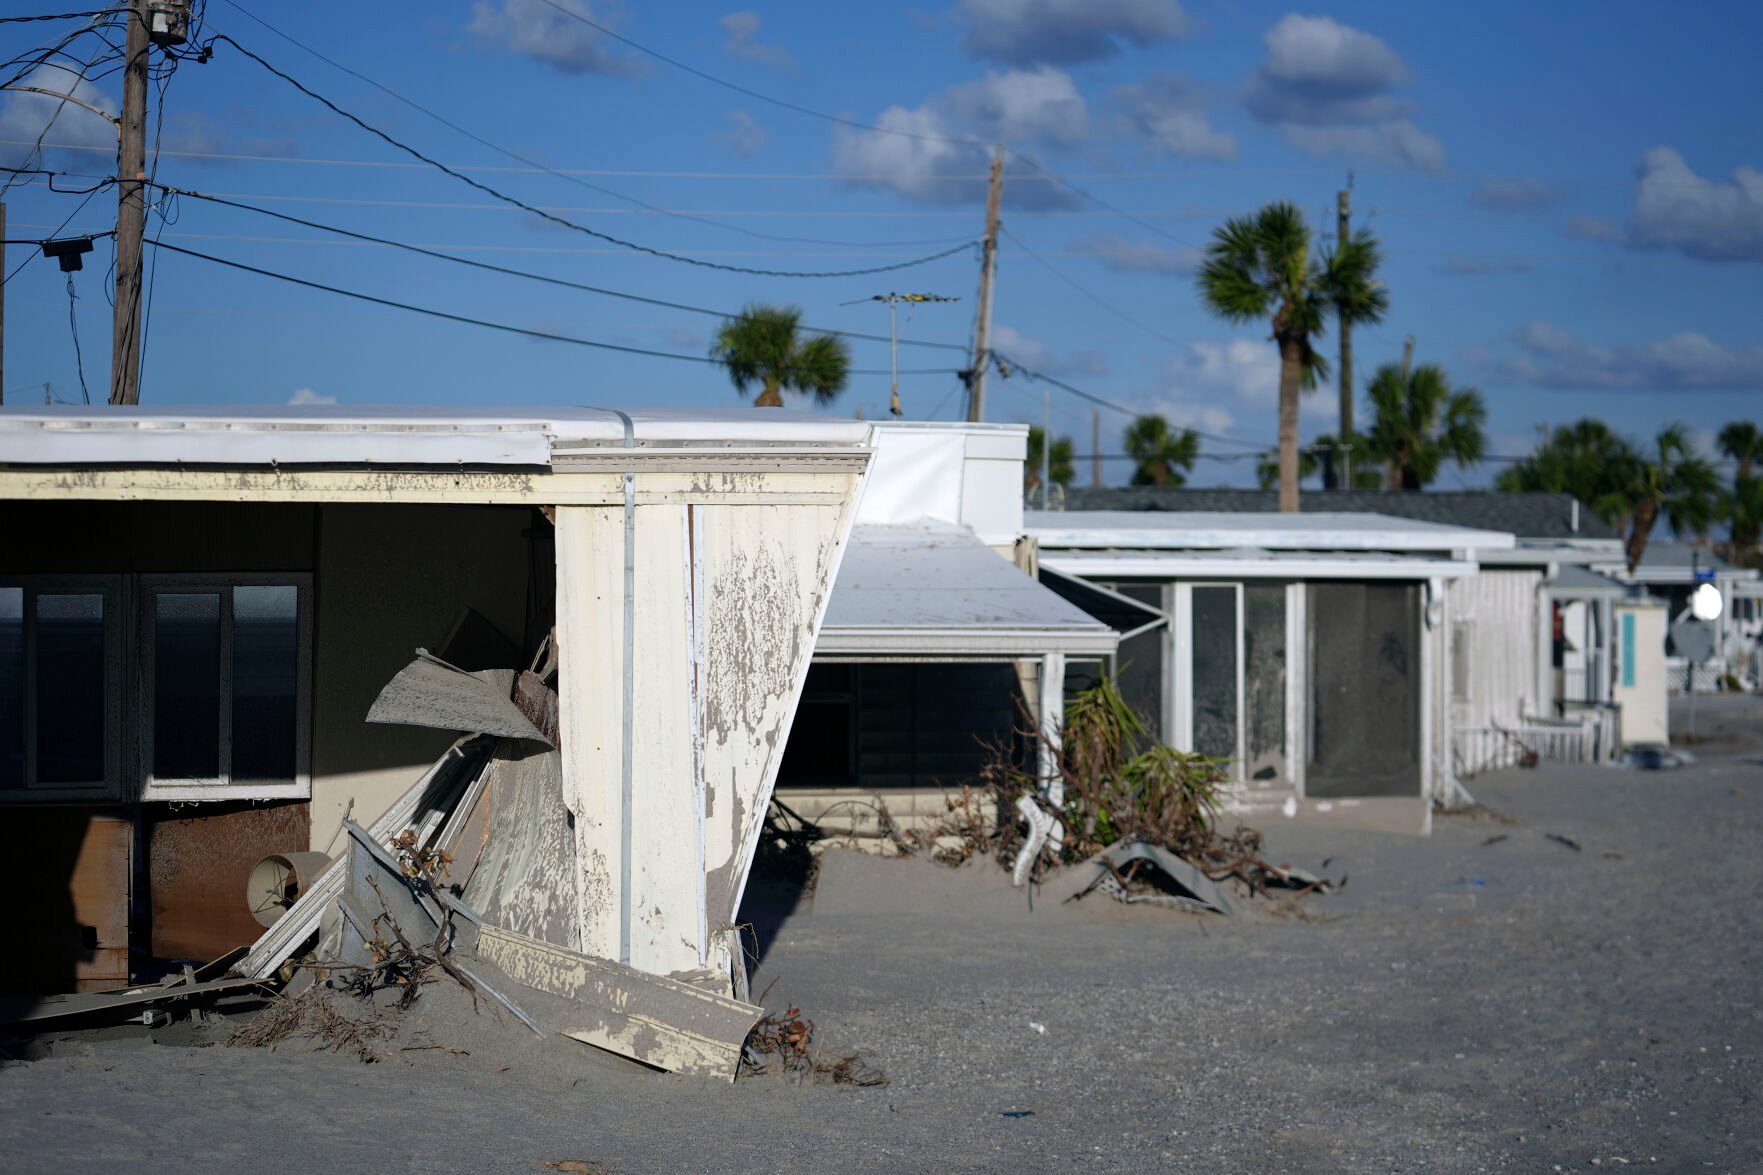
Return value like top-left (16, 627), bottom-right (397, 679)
top-left (967, 144), bottom-right (1004, 423)
top-left (1401, 333), bottom-right (1415, 380)
top-left (1041, 387), bottom-right (1051, 509)
top-left (1091, 408), bottom-right (1101, 488)
top-left (109, 0), bottom-right (149, 406)
top-left (1335, 183), bottom-right (1352, 490)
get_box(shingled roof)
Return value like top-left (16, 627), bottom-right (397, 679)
top-left (1055, 488), bottom-right (1617, 541)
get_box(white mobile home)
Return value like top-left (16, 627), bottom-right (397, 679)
top-left (1029, 509), bottom-right (1514, 833)
top-left (0, 405), bottom-right (868, 995)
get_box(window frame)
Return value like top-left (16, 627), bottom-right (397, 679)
top-left (0, 574), bottom-right (127, 803)
top-left (138, 573), bottom-right (313, 802)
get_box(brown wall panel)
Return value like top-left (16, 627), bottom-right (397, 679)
top-left (147, 800), bottom-right (310, 963)
top-left (0, 807), bottom-right (130, 994)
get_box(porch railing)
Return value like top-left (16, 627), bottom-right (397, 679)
top-left (1453, 710), bottom-right (1617, 778)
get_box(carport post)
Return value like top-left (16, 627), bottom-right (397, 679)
top-left (1038, 652), bottom-right (1066, 806)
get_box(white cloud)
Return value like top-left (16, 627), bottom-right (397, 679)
top-left (1243, 14), bottom-right (1443, 173)
top-left (992, 324), bottom-right (1107, 377)
top-left (713, 110), bottom-right (769, 156)
top-left (287, 388), bottom-right (336, 405)
top-left (942, 67), bottom-right (1088, 146)
top-left (1471, 177), bottom-right (1562, 211)
top-left (1113, 73), bottom-right (1236, 161)
top-left (1154, 337), bottom-right (1339, 442)
top-left (1074, 234), bottom-right (1203, 275)
top-left (0, 65), bottom-right (116, 169)
top-left (830, 69), bottom-right (1085, 208)
top-left (467, 0), bottom-right (639, 75)
top-left (1279, 122), bottom-right (1444, 173)
top-left (954, 0), bottom-right (1187, 65)
top-left (1626, 146), bottom-right (1763, 263)
top-left (718, 11), bottom-right (793, 69)
top-left (1483, 321), bottom-right (1763, 391)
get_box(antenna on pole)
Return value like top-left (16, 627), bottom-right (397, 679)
top-left (843, 292), bottom-right (958, 418)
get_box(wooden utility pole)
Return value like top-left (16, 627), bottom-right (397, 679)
top-left (1335, 186), bottom-right (1352, 490)
top-left (1091, 408), bottom-right (1101, 488)
top-left (966, 145), bottom-right (1003, 422)
top-left (109, 0), bottom-right (149, 405)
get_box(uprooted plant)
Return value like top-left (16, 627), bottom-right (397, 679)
top-left (962, 676), bottom-right (1308, 896)
top-left (742, 990), bottom-right (887, 1087)
top-left (230, 828), bottom-right (481, 1060)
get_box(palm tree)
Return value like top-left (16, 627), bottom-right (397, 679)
top-left (710, 304), bottom-right (850, 408)
top-left (1124, 414), bottom-right (1199, 486)
top-left (1025, 426), bottom-right (1076, 494)
top-left (1618, 425), bottom-right (1719, 573)
top-left (1494, 418), bottom-right (1716, 568)
top-left (1496, 418), bottom-right (1636, 532)
top-left (1196, 201), bottom-right (1383, 512)
top-left (1363, 363), bottom-right (1487, 490)
top-left (1720, 421), bottom-right (1762, 481)
top-left (1718, 421), bottom-right (1762, 564)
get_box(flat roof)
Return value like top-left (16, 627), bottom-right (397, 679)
top-left (1027, 509), bottom-right (1514, 553)
top-left (818, 522), bottom-right (1117, 658)
top-left (0, 405), bottom-right (873, 467)
top-left (1041, 547), bottom-right (1478, 581)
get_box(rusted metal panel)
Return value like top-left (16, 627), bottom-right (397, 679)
top-left (148, 800), bottom-right (309, 963)
top-left (0, 808), bottom-right (131, 994)
top-left (474, 924), bottom-right (762, 1082)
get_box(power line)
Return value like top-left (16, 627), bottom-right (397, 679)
top-left (1000, 226), bottom-right (1188, 349)
top-left (202, 33), bottom-right (976, 279)
top-left (144, 238), bottom-right (964, 377)
top-left (993, 353), bottom-right (1272, 450)
top-left (207, 0), bottom-right (970, 252)
top-left (146, 181), bottom-right (971, 353)
top-left (520, 0), bottom-right (1206, 250)
top-left (0, 10), bottom-right (118, 24)
top-left (63, 270), bottom-right (90, 403)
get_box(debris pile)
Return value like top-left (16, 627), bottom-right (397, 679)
top-left (908, 678), bottom-right (1337, 913)
top-left (741, 991), bottom-right (887, 1087)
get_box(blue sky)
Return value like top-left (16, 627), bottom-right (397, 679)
top-left (2, 0), bottom-right (1759, 487)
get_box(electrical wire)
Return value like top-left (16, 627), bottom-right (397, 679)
top-left (1000, 226), bottom-right (1189, 349)
top-left (201, 33), bottom-right (976, 279)
top-left (992, 353), bottom-right (1272, 449)
top-left (520, 0), bottom-right (1205, 249)
top-left (145, 182), bottom-right (971, 354)
top-left (144, 238), bottom-right (965, 377)
top-left (1, 179), bottom-right (109, 285)
top-left (0, 10), bottom-right (119, 25)
top-left (206, 0), bottom-right (963, 252)
top-left (63, 270), bottom-right (90, 402)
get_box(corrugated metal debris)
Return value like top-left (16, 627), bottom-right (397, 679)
top-left (224, 650), bottom-right (764, 1081)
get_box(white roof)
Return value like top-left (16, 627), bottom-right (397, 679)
top-left (1041, 547), bottom-right (1478, 581)
top-left (818, 521), bottom-right (1116, 657)
top-left (1027, 509), bottom-right (1514, 553)
top-left (0, 405), bottom-right (872, 467)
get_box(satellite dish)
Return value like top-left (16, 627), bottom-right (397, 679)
top-left (1690, 582), bottom-right (1724, 622)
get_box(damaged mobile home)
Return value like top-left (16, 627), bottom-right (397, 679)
top-left (0, 405), bottom-right (870, 1076)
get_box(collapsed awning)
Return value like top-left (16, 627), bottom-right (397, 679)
top-left (1037, 564), bottom-right (1166, 640)
top-left (815, 522), bottom-right (1117, 659)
